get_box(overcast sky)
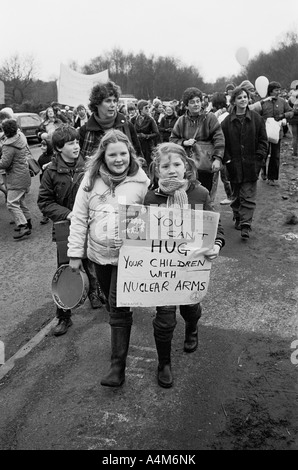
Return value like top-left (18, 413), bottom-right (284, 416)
top-left (2, 0), bottom-right (298, 84)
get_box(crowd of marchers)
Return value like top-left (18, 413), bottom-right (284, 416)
top-left (0, 78), bottom-right (297, 389)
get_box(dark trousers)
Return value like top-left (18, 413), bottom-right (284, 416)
top-left (230, 180), bottom-right (257, 227)
top-left (197, 171), bottom-right (213, 193)
top-left (262, 140), bottom-right (281, 180)
top-left (94, 263), bottom-right (132, 327)
top-left (153, 303), bottom-right (202, 342)
top-left (291, 123), bottom-right (298, 155)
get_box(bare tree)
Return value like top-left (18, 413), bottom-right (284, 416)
top-left (0, 53), bottom-right (39, 104)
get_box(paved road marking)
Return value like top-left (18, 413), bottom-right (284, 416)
top-left (0, 318), bottom-right (57, 380)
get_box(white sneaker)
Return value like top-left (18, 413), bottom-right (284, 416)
top-left (220, 198), bottom-right (232, 205)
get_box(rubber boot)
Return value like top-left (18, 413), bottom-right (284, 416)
top-left (184, 322), bottom-right (198, 353)
top-left (101, 326), bottom-right (131, 387)
top-left (155, 339), bottom-right (173, 388)
top-left (82, 258), bottom-right (106, 307)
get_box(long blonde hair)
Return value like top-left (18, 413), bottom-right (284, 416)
top-left (84, 129), bottom-right (140, 192)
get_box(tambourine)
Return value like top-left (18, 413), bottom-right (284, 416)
top-left (52, 264), bottom-right (89, 310)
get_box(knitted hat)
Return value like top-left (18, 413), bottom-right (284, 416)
top-left (137, 100), bottom-right (148, 111)
top-left (239, 80), bottom-right (255, 92)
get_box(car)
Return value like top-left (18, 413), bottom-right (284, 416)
top-left (14, 112), bottom-right (42, 142)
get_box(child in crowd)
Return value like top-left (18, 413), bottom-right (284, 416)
top-left (143, 142), bottom-right (225, 388)
top-left (38, 124), bottom-right (105, 337)
top-left (68, 129), bottom-right (150, 387)
top-left (0, 118), bottom-right (32, 240)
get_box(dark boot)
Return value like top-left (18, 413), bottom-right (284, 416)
top-left (27, 219), bottom-right (32, 230)
top-left (101, 326), bottom-right (131, 387)
top-left (13, 224), bottom-right (31, 239)
top-left (155, 339), bottom-right (173, 388)
top-left (83, 258), bottom-right (106, 308)
top-left (184, 322), bottom-right (198, 353)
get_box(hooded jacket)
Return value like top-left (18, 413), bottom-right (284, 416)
top-left (0, 131), bottom-right (31, 190)
top-left (67, 168), bottom-right (150, 265)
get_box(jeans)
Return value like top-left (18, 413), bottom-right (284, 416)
top-left (94, 263), bottom-right (132, 327)
top-left (230, 181), bottom-right (257, 227)
top-left (153, 303), bottom-right (202, 342)
top-left (6, 189), bottom-right (31, 226)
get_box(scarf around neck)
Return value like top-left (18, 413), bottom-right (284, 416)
top-left (94, 112), bottom-right (116, 130)
top-left (99, 163), bottom-right (129, 195)
top-left (158, 178), bottom-right (190, 208)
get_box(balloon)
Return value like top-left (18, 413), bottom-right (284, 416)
top-left (235, 47), bottom-right (249, 66)
top-left (255, 76), bottom-right (269, 98)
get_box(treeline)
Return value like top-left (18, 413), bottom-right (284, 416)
top-left (1, 31), bottom-right (297, 111)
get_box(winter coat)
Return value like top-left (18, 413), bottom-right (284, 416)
top-left (260, 97), bottom-right (293, 139)
top-left (158, 115), bottom-right (178, 142)
top-left (79, 112), bottom-right (142, 160)
top-left (67, 168), bottom-right (150, 266)
top-left (36, 118), bottom-right (62, 140)
top-left (170, 111), bottom-right (225, 161)
top-left (131, 114), bottom-right (160, 162)
top-left (288, 94), bottom-right (298, 125)
top-left (0, 131), bottom-right (31, 190)
top-left (144, 182), bottom-right (225, 245)
top-left (37, 153), bottom-right (86, 240)
top-left (221, 107), bottom-right (268, 183)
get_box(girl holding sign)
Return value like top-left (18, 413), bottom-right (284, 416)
top-left (67, 129), bottom-right (149, 387)
top-left (144, 142), bottom-right (225, 388)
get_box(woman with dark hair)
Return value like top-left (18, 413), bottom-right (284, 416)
top-left (131, 99), bottom-right (160, 168)
top-left (259, 81), bottom-right (293, 184)
top-left (68, 129), bottom-right (150, 387)
top-left (158, 104), bottom-right (178, 143)
top-left (78, 81), bottom-right (142, 160)
top-left (170, 87), bottom-right (225, 193)
top-left (221, 86), bottom-right (268, 239)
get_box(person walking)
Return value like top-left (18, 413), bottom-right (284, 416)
top-left (38, 124), bottom-right (106, 337)
top-left (0, 119), bottom-right (32, 239)
top-left (144, 142), bottom-right (225, 388)
top-left (259, 81), bottom-right (293, 185)
top-left (78, 81), bottom-right (142, 161)
top-left (221, 86), bottom-right (268, 239)
top-left (170, 87), bottom-right (224, 193)
top-left (68, 129), bottom-right (150, 386)
top-left (131, 100), bottom-right (160, 169)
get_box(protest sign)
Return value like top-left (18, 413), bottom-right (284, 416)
top-left (117, 204), bottom-right (219, 307)
top-left (57, 64), bottom-right (109, 107)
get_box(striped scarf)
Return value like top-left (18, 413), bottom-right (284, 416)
top-left (99, 163), bottom-right (129, 196)
top-left (158, 178), bottom-right (189, 208)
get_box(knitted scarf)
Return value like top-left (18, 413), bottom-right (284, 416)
top-left (99, 163), bottom-right (129, 195)
top-left (158, 178), bottom-right (189, 208)
top-left (93, 113), bottom-right (116, 130)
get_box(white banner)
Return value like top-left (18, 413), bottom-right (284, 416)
top-left (57, 64), bottom-right (109, 108)
top-left (0, 80), bottom-right (5, 104)
top-left (117, 204), bottom-right (219, 307)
